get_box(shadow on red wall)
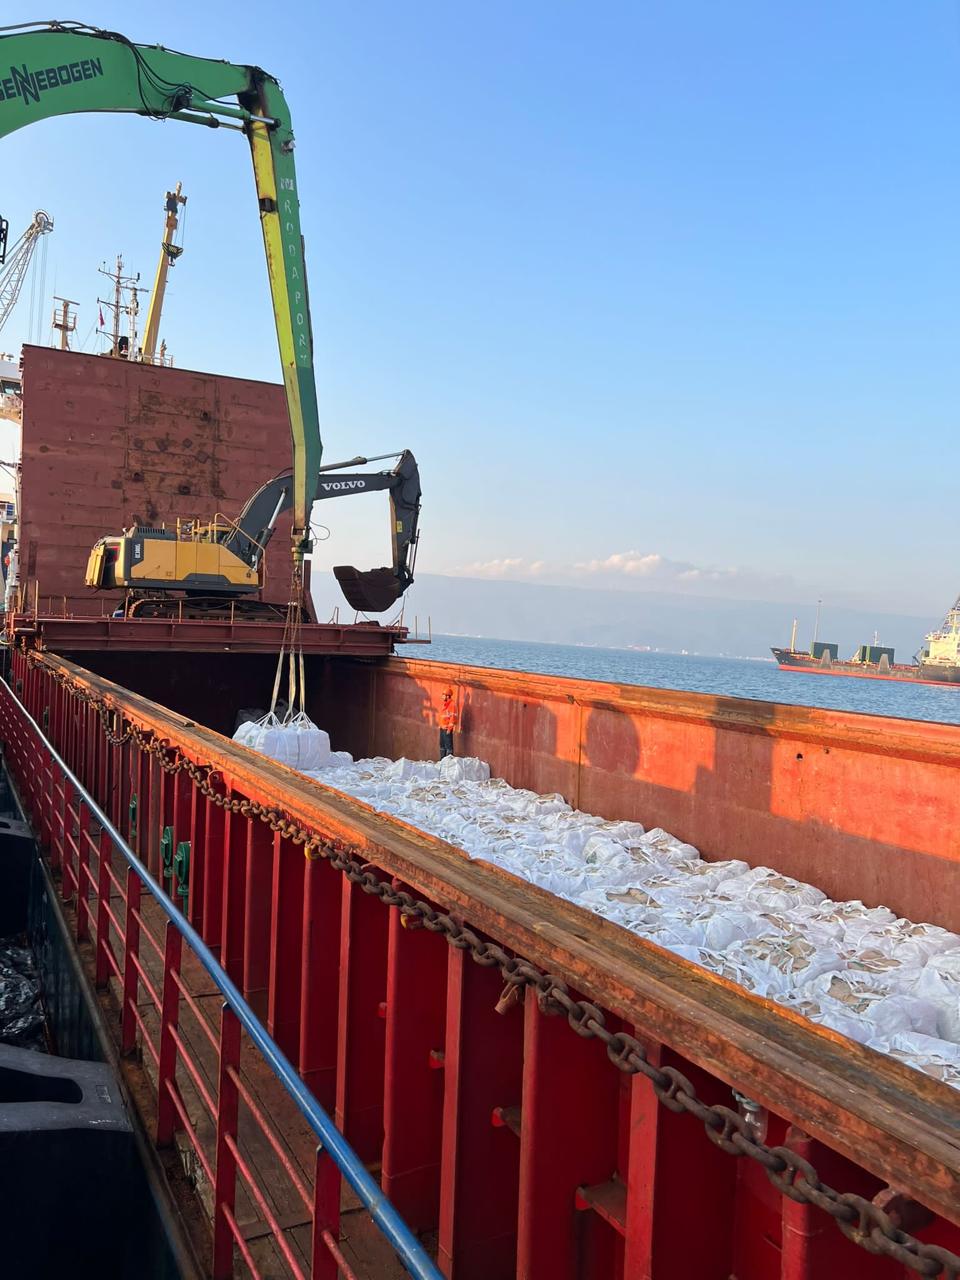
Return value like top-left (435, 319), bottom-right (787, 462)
top-left (372, 662), bottom-right (960, 932)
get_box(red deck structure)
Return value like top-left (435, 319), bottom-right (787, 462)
top-left (17, 345), bottom-right (311, 617)
top-left (8, 613), bottom-right (406, 656)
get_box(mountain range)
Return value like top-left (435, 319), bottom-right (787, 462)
top-left (312, 572), bottom-right (940, 660)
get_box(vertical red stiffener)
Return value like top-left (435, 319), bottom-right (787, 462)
top-left (382, 890), bottom-right (447, 1231)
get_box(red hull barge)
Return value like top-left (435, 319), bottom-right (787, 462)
top-left (771, 647), bottom-right (960, 686)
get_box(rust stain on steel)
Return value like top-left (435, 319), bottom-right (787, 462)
top-left (359, 657), bottom-right (960, 934)
top-left (18, 346), bottom-right (307, 616)
top-left (36, 652), bottom-right (960, 1227)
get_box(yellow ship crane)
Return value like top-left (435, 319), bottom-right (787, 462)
top-left (141, 182), bottom-right (186, 363)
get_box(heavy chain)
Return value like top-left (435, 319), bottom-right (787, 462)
top-left (32, 664), bottom-right (960, 1277)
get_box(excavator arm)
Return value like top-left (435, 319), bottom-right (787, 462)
top-left (319, 450), bottom-right (422, 612)
top-left (0, 21), bottom-right (320, 560)
top-left (226, 451), bottom-right (422, 612)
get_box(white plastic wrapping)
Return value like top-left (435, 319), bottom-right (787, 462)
top-left (887, 1032), bottom-right (960, 1086)
top-left (439, 755), bottom-right (491, 783)
top-left (714, 935), bottom-right (845, 999)
top-left (236, 727), bottom-right (960, 1088)
top-left (788, 971), bottom-right (941, 1044)
top-left (912, 950), bottom-right (960, 1042)
top-left (233, 712), bottom-right (331, 772)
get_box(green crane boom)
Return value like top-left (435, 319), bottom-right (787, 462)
top-left (0, 21), bottom-right (321, 566)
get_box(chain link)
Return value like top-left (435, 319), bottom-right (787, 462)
top-left (35, 663), bottom-right (960, 1278)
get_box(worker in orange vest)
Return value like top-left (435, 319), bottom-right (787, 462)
top-left (439, 686), bottom-right (458, 759)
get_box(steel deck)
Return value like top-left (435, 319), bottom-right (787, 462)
top-left (115, 896), bottom-right (415, 1277)
top-left (8, 614), bottom-right (406, 655)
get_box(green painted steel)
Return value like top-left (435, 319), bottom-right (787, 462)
top-left (0, 22), bottom-right (321, 554)
top-left (174, 841), bottom-right (190, 906)
top-left (160, 823), bottom-right (174, 879)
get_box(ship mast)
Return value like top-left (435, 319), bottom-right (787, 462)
top-left (97, 256), bottom-right (141, 358)
top-left (50, 296), bottom-right (77, 351)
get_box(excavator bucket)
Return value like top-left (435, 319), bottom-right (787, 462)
top-left (333, 566), bottom-right (405, 613)
top-left (321, 450), bottom-right (420, 611)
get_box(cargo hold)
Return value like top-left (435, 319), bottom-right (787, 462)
top-left (6, 646), bottom-right (960, 1279)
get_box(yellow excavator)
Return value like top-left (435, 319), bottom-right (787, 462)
top-left (0, 21), bottom-right (421, 614)
top-left (85, 450), bottom-right (421, 618)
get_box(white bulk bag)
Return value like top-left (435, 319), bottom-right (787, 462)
top-left (912, 950), bottom-right (960, 1043)
top-left (234, 711), bottom-right (330, 771)
top-left (439, 756), bottom-right (491, 783)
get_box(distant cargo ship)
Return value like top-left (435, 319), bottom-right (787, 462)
top-left (772, 596), bottom-right (960, 686)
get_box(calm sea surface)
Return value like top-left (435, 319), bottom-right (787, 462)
top-left (415, 634), bottom-right (960, 726)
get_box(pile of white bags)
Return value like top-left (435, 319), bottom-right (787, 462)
top-left (234, 722), bottom-right (960, 1090)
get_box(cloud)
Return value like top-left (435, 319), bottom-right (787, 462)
top-left (455, 557), bottom-right (550, 578)
top-left (574, 552), bottom-right (664, 576)
top-left (571, 550), bottom-right (758, 585)
top-left (445, 550), bottom-right (798, 600)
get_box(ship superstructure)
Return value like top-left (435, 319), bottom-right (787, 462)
top-left (0, 354), bottom-right (20, 424)
top-left (920, 594), bottom-right (960, 680)
top-left (773, 592), bottom-right (960, 685)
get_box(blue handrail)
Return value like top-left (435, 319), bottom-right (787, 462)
top-left (5, 681), bottom-right (442, 1280)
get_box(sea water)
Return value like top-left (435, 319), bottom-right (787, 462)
top-left (416, 635), bottom-right (960, 726)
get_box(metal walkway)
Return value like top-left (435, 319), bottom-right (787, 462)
top-left (0, 668), bottom-right (439, 1279)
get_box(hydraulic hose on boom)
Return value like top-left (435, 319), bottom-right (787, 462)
top-left (0, 20), bottom-right (321, 579)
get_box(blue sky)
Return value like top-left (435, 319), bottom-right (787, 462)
top-left (2, 3), bottom-right (960, 617)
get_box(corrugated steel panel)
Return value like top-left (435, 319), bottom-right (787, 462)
top-left (19, 345), bottom-right (307, 615)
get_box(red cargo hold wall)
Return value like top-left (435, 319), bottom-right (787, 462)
top-left (30, 638), bottom-right (960, 934)
top-left (348, 657), bottom-right (960, 933)
top-left (17, 345), bottom-right (305, 614)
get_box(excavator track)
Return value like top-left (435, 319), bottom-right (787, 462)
top-left (126, 596), bottom-right (300, 622)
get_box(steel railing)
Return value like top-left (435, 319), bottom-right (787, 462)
top-left (0, 674), bottom-right (441, 1280)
